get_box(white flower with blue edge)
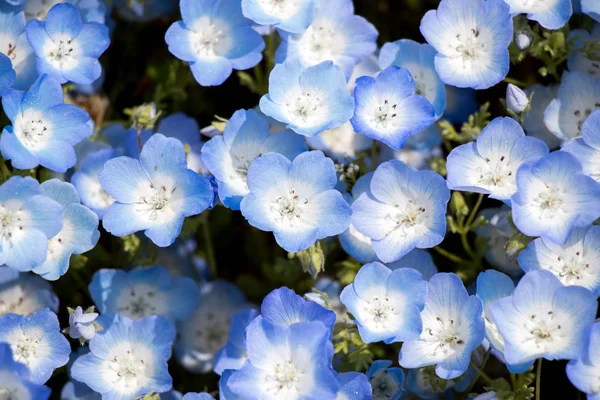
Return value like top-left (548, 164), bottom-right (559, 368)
top-left (568, 26), bottom-right (600, 77)
top-left (0, 10), bottom-right (37, 91)
top-left (305, 122), bottom-right (372, 162)
top-left (214, 308), bottom-right (259, 375)
top-left (503, 0), bottom-right (572, 29)
top-left (0, 343), bottom-right (50, 400)
top-left (241, 0), bottom-right (314, 34)
top-left (582, 0), bottom-right (600, 22)
top-left (420, 0), bottom-right (513, 90)
top-left (0, 267), bottom-right (58, 316)
top-left (336, 372), bottom-right (371, 400)
top-left (366, 360), bottom-right (404, 400)
top-left (562, 109), bottom-right (600, 182)
top-left (566, 322), bottom-right (600, 399)
top-left (71, 148), bottom-right (116, 219)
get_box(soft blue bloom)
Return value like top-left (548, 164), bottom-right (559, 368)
top-left (336, 372), bottom-right (372, 400)
top-left (582, 0), bottom-right (600, 22)
top-left (1, 74), bottom-right (92, 172)
top-left (202, 108), bottom-right (306, 210)
top-left (26, 3), bottom-right (109, 84)
top-left (227, 319), bottom-right (339, 399)
top-left (114, 0), bottom-right (176, 22)
top-left (522, 84), bottom-right (561, 149)
top-left (156, 112), bottom-right (207, 173)
top-left (0, 52), bottom-right (14, 95)
top-left (0, 308), bottom-right (70, 384)
top-left (68, 305), bottom-right (98, 341)
top-left (544, 71), bottom-right (600, 142)
top-left (347, 54), bottom-right (381, 91)
top-left (214, 308), bottom-right (259, 375)
top-left (89, 265), bottom-right (200, 322)
top-left (0, 10), bottom-right (36, 91)
top-left (380, 125), bottom-right (444, 171)
top-left (387, 249), bottom-right (438, 281)
top-left (275, 0), bottom-right (377, 78)
top-left (511, 151), bottom-right (600, 244)
top-left (399, 273), bottom-right (484, 379)
top-left (503, 0), bottom-right (572, 29)
top-left (305, 121), bottom-right (372, 162)
top-left (99, 133), bottom-right (214, 247)
top-left (366, 360), bottom-right (404, 400)
top-left (61, 380), bottom-right (102, 400)
top-left (568, 26), bottom-right (600, 77)
top-left (219, 369), bottom-right (240, 400)
top-left (71, 148), bottom-right (116, 219)
top-left (490, 270), bottom-right (597, 365)
top-left (506, 83), bottom-right (529, 112)
top-left (240, 150), bottom-right (351, 252)
top-left (23, 0), bottom-right (109, 25)
top-left (562, 109), bottom-right (600, 182)
top-left (515, 31), bottom-right (533, 50)
top-left (0, 266), bottom-right (58, 316)
top-left (351, 160), bottom-right (450, 263)
top-left (379, 39), bottom-right (446, 119)
top-left (241, 0), bottom-right (314, 33)
top-left (446, 117), bottom-right (549, 201)
top-left (420, 0), bottom-right (513, 90)
top-left (259, 60), bottom-right (354, 137)
top-left (340, 261), bottom-right (427, 344)
top-left (182, 393), bottom-right (215, 400)
top-left (476, 207), bottom-right (521, 276)
top-left (0, 176), bottom-right (63, 272)
top-left (72, 314), bottom-right (176, 399)
top-left (351, 66), bottom-right (436, 150)
top-left (566, 322), bottom-right (600, 399)
top-left (165, 0), bottom-right (264, 86)
top-left (0, 343), bottom-right (50, 399)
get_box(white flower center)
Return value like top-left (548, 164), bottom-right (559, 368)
top-left (115, 284), bottom-right (166, 319)
top-left (14, 109), bottom-right (50, 151)
top-left (453, 28), bottom-right (487, 67)
top-left (370, 370), bottom-right (397, 400)
top-left (0, 203), bottom-right (24, 243)
top-left (190, 18), bottom-right (229, 58)
top-left (259, 0), bottom-right (301, 17)
top-left (573, 104), bottom-right (600, 133)
top-left (25, 0), bottom-right (62, 21)
top-left (286, 91), bottom-right (323, 125)
top-left (265, 359), bottom-right (301, 395)
top-left (424, 316), bottom-right (466, 357)
top-left (477, 155), bottom-right (514, 189)
top-left (102, 342), bottom-right (153, 395)
top-left (533, 184), bottom-right (565, 219)
top-left (190, 310), bottom-right (230, 353)
top-left (136, 183), bottom-right (176, 221)
top-left (522, 311), bottom-right (562, 348)
top-left (271, 189), bottom-right (309, 225)
top-left (298, 20), bottom-right (344, 64)
top-left (385, 199), bottom-right (426, 238)
top-left (363, 295), bottom-right (395, 329)
top-left (232, 153), bottom-right (253, 180)
top-left (552, 251), bottom-right (591, 284)
top-left (371, 99), bottom-right (399, 133)
top-left (0, 380), bottom-right (29, 400)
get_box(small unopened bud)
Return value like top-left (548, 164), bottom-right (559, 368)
top-left (66, 306), bottom-right (100, 343)
top-left (506, 84), bottom-right (529, 113)
top-left (515, 32), bottom-right (532, 50)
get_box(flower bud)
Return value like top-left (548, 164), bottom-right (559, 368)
top-left (506, 84), bottom-right (529, 113)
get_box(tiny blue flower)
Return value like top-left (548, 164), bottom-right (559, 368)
top-left (515, 31), bottom-right (533, 50)
top-left (399, 273), bottom-right (484, 379)
top-left (0, 308), bottom-right (70, 384)
top-left (522, 84), bottom-right (561, 149)
top-left (562, 109), bottom-right (600, 182)
top-left (506, 83), bottom-right (530, 113)
top-left (241, 0), bottom-right (314, 33)
top-left (0, 266), bottom-right (58, 316)
top-left (490, 270), bottom-right (597, 365)
top-left (582, 0), bottom-right (600, 22)
top-left (23, 0), bottom-right (109, 25)
top-left (26, 3), bottom-right (109, 84)
top-left (336, 372), bottom-right (372, 400)
top-left (351, 66), bottom-right (436, 150)
top-left (259, 60), bottom-right (355, 137)
top-left (0, 10), bottom-right (37, 91)
top-left (68, 305), bottom-right (99, 342)
top-left (387, 249), bottom-right (438, 281)
top-left (366, 360), bottom-right (404, 400)
top-left (0, 343), bottom-right (50, 399)
top-left (340, 261), bottom-right (427, 344)
top-left (566, 322), bottom-right (600, 399)
top-left (568, 26), bottom-right (600, 77)
top-left (476, 206), bottom-right (521, 276)
top-left (305, 121), bottom-right (372, 162)
top-left (420, 0), bottom-right (513, 90)
top-left (503, 0), bottom-right (572, 29)
top-left (1, 74), bottom-right (92, 172)
top-left (214, 308), bottom-right (259, 375)
top-left (201, 108), bottom-right (306, 210)
top-left (511, 151), bottom-right (600, 245)
top-left (240, 150), bottom-right (352, 253)
top-left (351, 160), bottom-right (450, 263)
top-left (99, 133), bottom-right (214, 247)
top-left (71, 148), bottom-right (116, 219)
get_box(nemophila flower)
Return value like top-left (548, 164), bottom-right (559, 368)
top-left (0, 308), bottom-right (70, 384)
top-left (568, 26), bottom-right (600, 77)
top-left (1, 74), bottom-right (91, 172)
top-left (420, 0), bottom-right (513, 90)
top-left (61, 380), bottom-right (101, 400)
top-left (275, 0), bottom-right (377, 78)
top-left (515, 31), bottom-right (533, 50)
top-left (347, 54), bottom-right (381, 91)
top-left (241, 0), bottom-right (314, 34)
top-left (67, 305), bottom-right (99, 342)
top-left (511, 151), bottom-right (600, 244)
top-left (99, 133), bottom-right (213, 247)
top-left (182, 393), bottom-right (215, 400)
top-left (544, 71), bottom-right (600, 141)
top-left (241, 151), bottom-right (351, 252)
top-left (165, 0), bottom-right (264, 86)
top-left (582, 0), bottom-right (600, 22)
top-left (366, 360), bottom-right (404, 400)
top-left (23, 0), bottom-right (109, 25)
top-left (476, 207), bottom-right (521, 276)
top-left (0, 10), bottom-right (37, 92)
top-left (227, 319), bottom-right (339, 400)
top-left (156, 113), bottom-right (207, 173)
top-left (387, 249), bottom-right (438, 281)
top-left (380, 125), bottom-right (444, 171)
top-left (404, 365), bottom-right (472, 399)
top-left (114, 0), bottom-right (176, 22)
top-left (351, 66), bottom-right (435, 150)
top-left (26, 3), bottom-right (109, 84)
top-left (89, 265), bottom-right (200, 322)
top-left (566, 322), bottom-right (600, 399)
top-left (563, 110), bottom-right (600, 182)
top-left (305, 122), bottom-right (372, 162)
top-left (379, 39), bottom-right (446, 119)
top-left (72, 314), bottom-right (176, 399)
top-left (336, 372), bottom-right (372, 400)
top-left (201, 108), bottom-right (306, 210)
top-left (71, 148), bottom-right (116, 219)
top-left (399, 273), bottom-right (485, 379)
top-left (490, 270), bottom-right (597, 365)
top-left (214, 308), bottom-right (259, 375)
top-left (351, 160), bottom-right (450, 263)
top-left (259, 60), bottom-right (354, 137)
top-left (341, 262), bottom-right (427, 344)
top-left (522, 84), bottom-right (561, 149)
top-left (446, 117), bottom-right (549, 202)
top-left (0, 267), bottom-right (58, 316)
top-left (0, 343), bottom-right (50, 400)
top-left (503, 0), bottom-right (572, 29)
top-left (0, 52), bottom-right (14, 95)
top-left (506, 83), bottom-right (529, 113)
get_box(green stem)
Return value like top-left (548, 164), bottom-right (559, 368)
top-left (433, 246), bottom-right (471, 265)
top-left (370, 141), bottom-right (378, 170)
top-left (503, 77), bottom-right (528, 87)
top-left (510, 373), bottom-right (518, 390)
top-left (202, 216), bottom-right (217, 278)
top-left (535, 358), bottom-right (543, 400)
top-left (460, 231), bottom-right (477, 260)
top-left (470, 361), bottom-right (493, 386)
top-left (461, 348), bottom-right (492, 398)
top-left (465, 193), bottom-right (484, 229)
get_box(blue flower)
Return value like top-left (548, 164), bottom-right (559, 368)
top-left (214, 308), bottom-right (259, 375)
top-left (0, 266), bottom-right (58, 316)
top-left (522, 84), bottom-right (561, 149)
top-left (566, 322), bottom-right (600, 399)
top-left (582, 0), bottom-right (600, 22)
top-left (98, 133), bottom-right (214, 247)
top-left (305, 121), bottom-right (372, 162)
top-left (447, 117), bottom-right (549, 201)
top-left (351, 66), bottom-right (436, 150)
top-left (387, 249), bottom-right (438, 281)
top-left (336, 372), bottom-right (372, 400)
top-left (420, 0), bottom-right (513, 90)
top-left (0, 52), bottom-right (15, 95)
top-left (241, 0), bottom-right (314, 33)
top-left (563, 109), bottom-right (600, 182)
top-left (182, 394), bottom-right (215, 400)
top-left (23, 0), bottom-right (109, 25)
top-left (0, 343), bottom-right (50, 399)
top-left (89, 265), bottom-right (200, 322)
top-left (71, 148), bottom-right (116, 219)
top-left (1, 74), bottom-right (92, 171)
top-left (259, 60), bottom-right (354, 137)
top-left (340, 261), bottom-right (427, 344)
top-left (240, 150), bottom-right (351, 252)
top-left (568, 26), bottom-right (600, 77)
top-left (351, 160), bottom-right (450, 263)
top-left (165, 0), bottom-right (264, 86)
top-left (61, 380), bottom-right (101, 400)
top-left (0, 308), bottom-right (70, 384)
top-left (399, 273), bottom-right (484, 379)
top-left (201, 108), bottom-right (306, 210)
top-left (490, 270), bottom-right (597, 365)
top-left (379, 39), bottom-right (446, 119)
top-left (511, 151), bottom-right (600, 244)
top-left (503, 0), bottom-right (572, 29)
top-left (476, 206), bottom-right (521, 276)
top-left (68, 305), bottom-right (99, 342)
top-left (506, 83), bottom-right (530, 113)
top-left (156, 112), bottom-right (207, 173)
top-left (0, 10), bottom-right (37, 91)
top-left (366, 360), bottom-right (404, 400)
top-left (71, 314), bottom-right (176, 399)
top-left (219, 370), bottom-right (240, 400)
top-left (26, 3), bottom-right (109, 84)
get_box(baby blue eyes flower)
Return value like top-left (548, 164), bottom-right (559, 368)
top-left (98, 133), bottom-right (214, 247)
top-left (201, 108), bottom-right (306, 210)
top-left (511, 151), bottom-right (600, 245)
top-left (420, 0), bottom-right (513, 90)
top-left (182, 393), bottom-right (215, 400)
top-left (240, 150), bottom-right (351, 253)
top-left (214, 308), bottom-right (259, 375)
top-left (582, 0), bottom-right (600, 22)
top-left (260, 60), bottom-right (354, 137)
top-left (568, 26), bottom-right (600, 77)
top-left (399, 273), bottom-right (484, 380)
top-left (71, 148), bottom-right (116, 219)
top-left (0, 308), bottom-right (70, 384)
top-left (447, 117), bottom-right (549, 202)
top-left (1, 74), bottom-right (92, 172)
top-left (476, 207), bottom-right (521, 276)
top-left (566, 322), bottom-right (600, 399)
top-left (522, 84), bottom-right (561, 149)
top-left (351, 66), bottom-right (436, 150)
top-left (241, 0), bottom-right (314, 34)
top-left (506, 83), bottom-right (530, 113)
top-left (71, 314), bottom-right (176, 399)
top-left (490, 270), bottom-right (597, 365)
top-left (336, 372), bottom-right (372, 400)
top-left (0, 10), bottom-right (36, 92)
top-left (351, 160), bottom-right (450, 263)
top-left (366, 360), bottom-right (404, 400)
top-left (340, 262), bottom-right (428, 344)
top-left (26, 3), bottom-right (109, 84)
top-left (0, 343), bottom-right (50, 400)
top-left (563, 109), bottom-right (600, 182)
top-left (0, 267), bottom-right (58, 316)
top-left (305, 121), bottom-right (372, 162)
top-left (503, 0), bottom-right (572, 29)
top-left (0, 52), bottom-right (15, 95)
top-left (68, 305), bottom-right (99, 342)
top-left (165, 0), bottom-right (264, 87)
